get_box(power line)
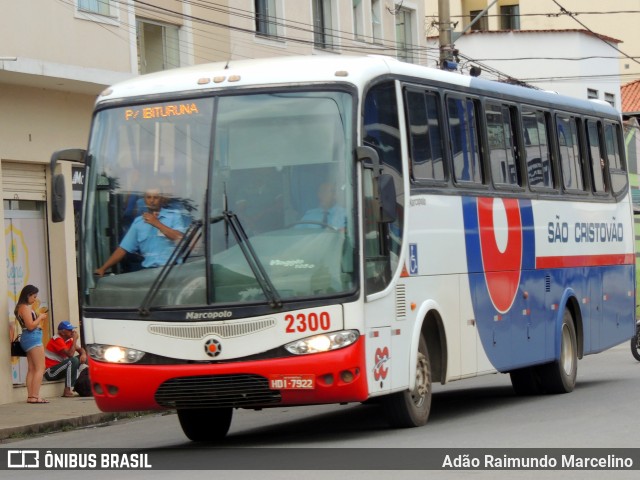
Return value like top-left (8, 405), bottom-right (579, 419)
top-left (551, 0), bottom-right (640, 67)
top-left (447, 10), bottom-right (640, 19)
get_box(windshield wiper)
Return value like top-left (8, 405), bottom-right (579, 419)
top-left (217, 210), bottom-right (283, 309)
top-left (138, 220), bottom-right (203, 315)
top-left (138, 209), bottom-right (282, 315)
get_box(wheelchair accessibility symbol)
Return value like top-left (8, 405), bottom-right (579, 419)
top-left (409, 244), bottom-right (418, 275)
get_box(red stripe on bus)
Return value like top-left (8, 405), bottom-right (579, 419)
top-left (535, 254), bottom-right (635, 269)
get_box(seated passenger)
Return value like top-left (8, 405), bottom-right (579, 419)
top-left (95, 185), bottom-right (189, 276)
top-left (299, 182), bottom-right (347, 230)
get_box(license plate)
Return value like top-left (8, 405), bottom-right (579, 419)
top-left (269, 374), bottom-right (315, 390)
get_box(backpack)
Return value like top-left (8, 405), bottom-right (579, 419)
top-left (74, 368), bottom-right (93, 397)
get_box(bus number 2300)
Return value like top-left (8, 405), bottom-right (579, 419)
top-left (285, 312), bottom-right (331, 333)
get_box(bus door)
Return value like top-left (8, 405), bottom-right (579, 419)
top-left (361, 81), bottom-right (408, 394)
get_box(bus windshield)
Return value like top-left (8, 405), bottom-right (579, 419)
top-left (83, 90), bottom-right (356, 310)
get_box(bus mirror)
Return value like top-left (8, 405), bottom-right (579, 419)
top-left (51, 174), bottom-right (66, 222)
top-left (356, 146), bottom-right (381, 173)
top-left (49, 148), bottom-right (85, 223)
top-left (378, 174), bottom-right (397, 223)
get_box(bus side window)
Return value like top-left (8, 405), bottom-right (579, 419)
top-left (405, 88), bottom-right (445, 182)
top-left (556, 114), bottom-right (585, 192)
top-left (447, 95), bottom-right (483, 184)
top-left (585, 120), bottom-right (607, 194)
top-left (522, 108), bottom-right (553, 189)
top-left (486, 103), bottom-right (520, 186)
top-left (604, 122), bottom-right (628, 195)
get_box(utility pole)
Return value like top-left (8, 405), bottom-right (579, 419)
top-left (438, 0), bottom-right (455, 70)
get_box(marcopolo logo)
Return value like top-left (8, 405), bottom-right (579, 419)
top-left (185, 310), bottom-right (232, 320)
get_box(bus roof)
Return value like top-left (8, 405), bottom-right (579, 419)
top-left (97, 55), bottom-right (619, 118)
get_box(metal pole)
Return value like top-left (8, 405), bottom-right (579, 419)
top-left (438, 0), bottom-right (453, 69)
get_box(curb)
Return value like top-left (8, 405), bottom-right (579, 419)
top-left (0, 412), bottom-right (147, 442)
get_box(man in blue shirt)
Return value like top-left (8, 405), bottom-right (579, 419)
top-left (299, 182), bottom-right (347, 230)
top-left (95, 187), bottom-right (188, 276)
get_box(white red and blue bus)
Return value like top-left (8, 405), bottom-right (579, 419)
top-left (51, 55), bottom-right (635, 441)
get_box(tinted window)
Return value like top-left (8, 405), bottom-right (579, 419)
top-left (604, 122), bottom-right (628, 195)
top-left (556, 115), bottom-right (584, 192)
top-left (521, 108), bottom-right (553, 188)
top-left (586, 120), bottom-right (607, 193)
top-left (405, 89), bottom-right (445, 181)
top-left (447, 96), bottom-right (482, 184)
top-left (486, 103), bottom-right (520, 186)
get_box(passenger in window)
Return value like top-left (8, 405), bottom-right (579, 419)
top-left (600, 158), bottom-right (608, 192)
top-left (94, 183), bottom-right (189, 276)
top-left (298, 182), bottom-right (347, 230)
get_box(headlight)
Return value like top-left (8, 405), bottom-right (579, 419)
top-left (88, 344), bottom-right (145, 363)
top-left (284, 330), bottom-right (359, 355)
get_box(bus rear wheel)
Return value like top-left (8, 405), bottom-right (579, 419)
top-left (177, 407), bottom-right (233, 442)
top-left (631, 323), bottom-right (640, 362)
top-left (538, 308), bottom-right (578, 394)
top-left (382, 334), bottom-right (432, 428)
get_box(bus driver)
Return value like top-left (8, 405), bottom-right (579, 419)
top-left (94, 185), bottom-right (188, 276)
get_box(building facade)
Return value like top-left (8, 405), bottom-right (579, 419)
top-left (0, 1), bottom-right (425, 404)
top-left (426, 0), bottom-right (637, 104)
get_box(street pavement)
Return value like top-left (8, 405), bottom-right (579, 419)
top-left (0, 395), bottom-right (137, 442)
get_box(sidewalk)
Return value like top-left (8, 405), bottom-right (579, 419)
top-left (0, 396), bottom-right (137, 442)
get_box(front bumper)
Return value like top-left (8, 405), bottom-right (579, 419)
top-left (90, 337), bottom-right (368, 411)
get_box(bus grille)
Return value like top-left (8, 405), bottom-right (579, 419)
top-left (155, 374), bottom-right (281, 409)
top-left (148, 318), bottom-right (276, 339)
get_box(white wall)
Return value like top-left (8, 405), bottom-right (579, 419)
top-left (453, 31), bottom-right (621, 108)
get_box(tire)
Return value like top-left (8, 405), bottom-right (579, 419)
top-left (382, 334), bottom-right (432, 428)
top-left (509, 366), bottom-right (544, 396)
top-left (177, 407), bottom-right (233, 442)
top-left (631, 324), bottom-right (640, 362)
top-left (538, 308), bottom-right (578, 394)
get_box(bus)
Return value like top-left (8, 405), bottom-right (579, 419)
top-left (51, 55), bottom-right (636, 441)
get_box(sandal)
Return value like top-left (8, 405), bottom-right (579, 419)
top-left (27, 396), bottom-right (49, 404)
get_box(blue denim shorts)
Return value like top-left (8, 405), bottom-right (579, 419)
top-left (20, 328), bottom-right (43, 352)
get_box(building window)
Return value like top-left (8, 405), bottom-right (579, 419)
top-left (500, 5), bottom-right (520, 30)
top-left (604, 92), bottom-right (616, 107)
top-left (587, 88), bottom-right (599, 100)
top-left (137, 19), bottom-right (180, 74)
top-left (353, 0), bottom-right (364, 40)
top-left (469, 10), bottom-right (488, 31)
top-left (255, 0), bottom-right (277, 37)
top-left (78, 0), bottom-right (110, 16)
top-left (395, 7), bottom-right (414, 63)
top-left (371, 0), bottom-right (382, 43)
top-left (313, 0), bottom-right (334, 49)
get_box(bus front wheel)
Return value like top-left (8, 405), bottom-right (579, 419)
top-left (177, 407), bottom-right (233, 442)
top-left (382, 334), bottom-right (432, 428)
